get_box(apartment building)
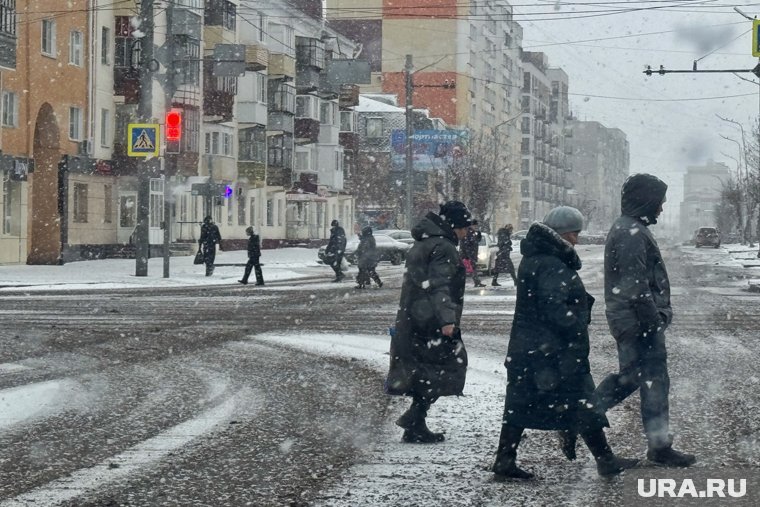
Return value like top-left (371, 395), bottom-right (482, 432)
top-left (565, 120), bottom-right (630, 232)
top-left (679, 160), bottom-right (729, 238)
top-left (326, 0), bottom-right (524, 228)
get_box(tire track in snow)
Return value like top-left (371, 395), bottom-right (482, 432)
top-left (0, 392), bottom-right (241, 507)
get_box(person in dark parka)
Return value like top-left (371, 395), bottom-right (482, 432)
top-left (355, 226), bottom-right (382, 289)
top-left (199, 216), bottom-right (221, 276)
top-left (491, 224), bottom-right (518, 286)
top-left (492, 206), bottom-right (637, 479)
top-left (460, 220), bottom-right (485, 287)
top-left (591, 173), bottom-right (696, 468)
top-left (325, 220), bottom-right (347, 282)
top-left (385, 201), bottom-right (472, 443)
top-left (238, 226), bottom-right (264, 286)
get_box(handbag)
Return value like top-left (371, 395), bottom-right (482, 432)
top-left (193, 248), bottom-right (204, 265)
top-left (462, 258), bottom-right (474, 275)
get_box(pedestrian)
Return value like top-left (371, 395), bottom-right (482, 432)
top-left (199, 215), bottom-right (221, 277)
top-left (355, 226), bottom-right (382, 289)
top-left (492, 206), bottom-right (638, 479)
top-left (385, 201), bottom-right (472, 443)
top-left (491, 224), bottom-right (518, 286)
top-left (590, 173), bottom-right (696, 467)
top-left (325, 219), bottom-right (347, 282)
top-left (460, 220), bottom-right (485, 287)
top-left (238, 226), bottom-right (264, 286)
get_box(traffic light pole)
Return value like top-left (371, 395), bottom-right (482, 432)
top-left (405, 55), bottom-right (414, 229)
top-left (135, 0), bottom-right (156, 276)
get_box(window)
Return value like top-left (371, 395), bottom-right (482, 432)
top-left (114, 17), bottom-right (133, 68)
top-left (521, 159), bottom-right (531, 176)
top-left (249, 197), bottom-right (256, 226)
top-left (366, 117), bottom-right (383, 138)
top-left (100, 109), bottom-right (110, 147)
top-left (223, 1), bottom-right (236, 31)
top-left (178, 38), bottom-right (200, 85)
top-left (69, 107), bottom-right (83, 140)
top-left (257, 13), bottom-right (267, 43)
top-left (296, 37), bottom-right (325, 69)
top-left (296, 95), bottom-right (319, 120)
top-left (2, 91), bottom-right (17, 127)
top-left (223, 133), bottom-right (232, 156)
top-left (521, 180), bottom-right (530, 197)
top-left (239, 128), bottom-right (266, 163)
top-left (183, 107), bottom-right (200, 153)
top-left (149, 179), bottom-right (163, 228)
top-left (227, 194), bottom-right (233, 225)
top-left (120, 195), bottom-right (136, 228)
top-left (41, 19), bottom-right (56, 57)
top-left (340, 111), bottom-right (355, 132)
top-left (256, 73), bottom-right (267, 103)
top-left (266, 199), bottom-right (273, 226)
top-left (0, 0), bottom-right (16, 38)
top-left (237, 188), bottom-right (246, 226)
top-left (104, 184), bottom-right (112, 223)
top-left (268, 134), bottom-right (292, 168)
top-left (520, 137), bottom-right (530, 154)
top-left (268, 81), bottom-right (295, 113)
top-left (277, 199), bottom-right (284, 226)
top-left (2, 173), bottom-right (21, 236)
top-left (73, 183), bottom-right (88, 223)
top-left (320, 101), bottom-right (336, 125)
top-left (69, 30), bottom-right (83, 66)
top-left (101, 27), bottom-right (110, 65)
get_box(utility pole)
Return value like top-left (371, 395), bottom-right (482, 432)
top-left (405, 55), bottom-right (414, 229)
top-left (135, 0), bottom-right (157, 276)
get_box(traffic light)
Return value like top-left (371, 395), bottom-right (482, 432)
top-left (165, 109), bottom-right (182, 154)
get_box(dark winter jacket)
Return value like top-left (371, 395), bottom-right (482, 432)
top-left (199, 222), bottom-right (221, 252)
top-left (460, 228), bottom-right (481, 261)
top-left (494, 228), bottom-right (514, 273)
top-left (504, 222), bottom-right (608, 431)
top-left (247, 233), bottom-right (262, 260)
top-left (605, 174), bottom-right (672, 337)
top-left (385, 212), bottom-right (468, 398)
top-left (325, 225), bottom-right (347, 258)
top-left (356, 227), bottom-right (379, 270)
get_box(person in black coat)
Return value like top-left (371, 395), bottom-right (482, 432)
top-left (325, 219), bottom-right (347, 282)
top-left (355, 226), bottom-right (382, 289)
top-left (238, 226), bottom-right (264, 286)
top-left (460, 220), bottom-right (485, 287)
top-left (491, 224), bottom-right (518, 286)
top-left (591, 173), bottom-right (696, 468)
top-left (385, 201), bottom-right (472, 443)
top-left (492, 206), bottom-right (637, 479)
top-left (199, 216), bottom-right (221, 276)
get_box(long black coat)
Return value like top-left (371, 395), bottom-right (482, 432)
top-left (356, 232), bottom-right (379, 270)
top-left (460, 228), bottom-right (480, 261)
top-left (385, 212), bottom-right (468, 398)
top-left (504, 222), bottom-right (608, 431)
top-left (493, 228), bottom-right (515, 273)
top-left (199, 222), bottom-right (221, 264)
top-left (325, 225), bottom-right (347, 257)
top-left (247, 233), bottom-right (261, 260)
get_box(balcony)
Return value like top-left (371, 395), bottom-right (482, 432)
top-left (296, 67), bottom-right (320, 93)
top-left (295, 118), bottom-right (320, 144)
top-left (339, 132), bottom-right (359, 153)
top-left (339, 85), bottom-right (360, 108)
top-left (245, 43), bottom-right (268, 71)
top-left (114, 67), bottom-right (140, 103)
top-left (269, 53), bottom-right (295, 79)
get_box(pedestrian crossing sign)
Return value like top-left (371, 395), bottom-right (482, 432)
top-left (754, 19), bottom-right (760, 57)
top-left (127, 124), bottom-right (160, 157)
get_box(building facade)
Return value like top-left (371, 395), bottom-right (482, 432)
top-left (679, 160), bottom-right (729, 238)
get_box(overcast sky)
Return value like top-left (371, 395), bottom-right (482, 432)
top-left (517, 0), bottom-right (760, 206)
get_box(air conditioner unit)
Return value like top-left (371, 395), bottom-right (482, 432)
top-left (78, 140), bottom-right (91, 156)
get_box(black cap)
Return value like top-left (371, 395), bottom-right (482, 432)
top-left (331, 220), bottom-right (339, 227)
top-left (439, 201), bottom-right (473, 229)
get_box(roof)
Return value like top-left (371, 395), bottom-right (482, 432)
top-left (355, 96), bottom-right (405, 114)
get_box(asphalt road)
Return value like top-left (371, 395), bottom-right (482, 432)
top-left (0, 246), bottom-right (759, 506)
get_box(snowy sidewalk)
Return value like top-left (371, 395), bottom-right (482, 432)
top-left (0, 248), bottom-right (324, 291)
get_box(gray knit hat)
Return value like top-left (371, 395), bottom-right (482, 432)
top-left (543, 206), bottom-right (584, 234)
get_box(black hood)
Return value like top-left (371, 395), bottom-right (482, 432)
top-left (621, 173), bottom-right (668, 225)
top-left (520, 222), bottom-right (581, 270)
top-left (412, 212), bottom-right (459, 245)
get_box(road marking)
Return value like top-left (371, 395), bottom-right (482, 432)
top-left (0, 363), bottom-right (31, 375)
top-left (1, 393), bottom-right (239, 506)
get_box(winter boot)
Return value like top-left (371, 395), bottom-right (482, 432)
top-left (581, 428), bottom-right (639, 476)
top-left (647, 446), bottom-right (696, 467)
top-left (558, 430), bottom-right (577, 461)
top-left (396, 398), bottom-right (445, 443)
top-left (492, 425), bottom-right (534, 480)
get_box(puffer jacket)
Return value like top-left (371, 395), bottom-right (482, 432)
top-left (385, 212), bottom-right (468, 398)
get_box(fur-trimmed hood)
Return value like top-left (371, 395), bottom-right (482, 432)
top-left (520, 222), bottom-right (581, 270)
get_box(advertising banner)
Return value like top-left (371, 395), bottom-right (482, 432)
top-left (391, 130), bottom-right (468, 172)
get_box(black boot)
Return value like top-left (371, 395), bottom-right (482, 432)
top-left (647, 446), bottom-right (696, 467)
top-left (396, 398), bottom-right (445, 443)
top-left (558, 430), bottom-right (577, 461)
top-left (581, 428), bottom-right (639, 476)
top-left (492, 425), bottom-right (534, 480)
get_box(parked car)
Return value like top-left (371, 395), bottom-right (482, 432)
top-left (694, 227), bottom-right (721, 248)
top-left (374, 229), bottom-right (414, 245)
top-left (317, 234), bottom-right (411, 265)
top-left (512, 229), bottom-right (529, 241)
top-left (476, 234), bottom-right (499, 274)
top-left (577, 232), bottom-right (607, 245)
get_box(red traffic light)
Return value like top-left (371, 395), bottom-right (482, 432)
top-left (165, 109), bottom-right (182, 141)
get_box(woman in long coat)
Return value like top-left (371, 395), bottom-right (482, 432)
top-left (491, 224), bottom-right (517, 286)
top-left (355, 226), bottom-right (382, 288)
top-left (385, 201), bottom-right (472, 443)
top-left (492, 206), bottom-right (637, 478)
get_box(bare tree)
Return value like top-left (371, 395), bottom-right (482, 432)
top-left (350, 153), bottom-right (403, 226)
